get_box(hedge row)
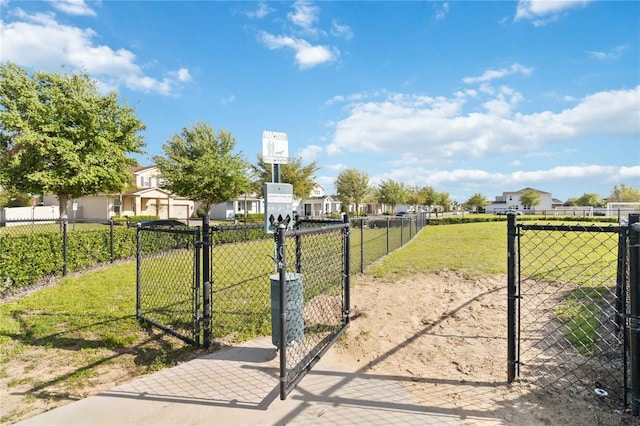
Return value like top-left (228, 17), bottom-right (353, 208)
top-left (1, 224), bottom-right (273, 295)
top-left (0, 227), bottom-right (137, 292)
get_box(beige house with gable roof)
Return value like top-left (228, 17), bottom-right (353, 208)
top-left (43, 166), bottom-right (195, 220)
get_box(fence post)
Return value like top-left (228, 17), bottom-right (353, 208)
top-left (629, 213), bottom-right (640, 416)
top-left (360, 218), bottom-right (364, 273)
top-left (202, 215), bottom-right (211, 349)
top-left (109, 218), bottom-right (115, 263)
top-left (62, 219), bottom-right (68, 276)
top-left (507, 212), bottom-right (518, 383)
top-left (401, 218), bottom-right (404, 246)
top-left (135, 226), bottom-right (142, 318)
top-left (194, 226), bottom-right (202, 348)
top-left (276, 223), bottom-right (288, 400)
top-left (343, 214), bottom-right (351, 326)
top-left (615, 227), bottom-right (627, 335)
top-left (386, 217), bottom-right (390, 254)
top-left (294, 213), bottom-right (302, 273)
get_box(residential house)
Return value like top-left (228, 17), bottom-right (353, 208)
top-left (209, 193), bottom-right (264, 220)
top-left (43, 166), bottom-right (195, 220)
top-left (298, 185), bottom-right (343, 218)
top-left (485, 188), bottom-right (553, 214)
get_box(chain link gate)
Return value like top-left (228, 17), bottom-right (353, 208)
top-left (507, 213), bottom-right (640, 416)
top-left (136, 224), bottom-right (202, 346)
top-left (136, 217), bottom-right (351, 399)
top-left (275, 217), bottom-right (351, 399)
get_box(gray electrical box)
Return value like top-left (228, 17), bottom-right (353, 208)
top-left (264, 183), bottom-right (294, 233)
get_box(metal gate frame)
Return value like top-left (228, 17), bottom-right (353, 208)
top-left (136, 224), bottom-right (202, 347)
top-left (275, 216), bottom-right (351, 399)
top-left (507, 213), bottom-right (640, 416)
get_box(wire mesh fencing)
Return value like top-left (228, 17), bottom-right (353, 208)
top-left (134, 212), bottom-right (428, 356)
top-left (136, 225), bottom-right (201, 346)
top-left (275, 220), bottom-right (350, 399)
top-left (508, 216), bottom-right (634, 413)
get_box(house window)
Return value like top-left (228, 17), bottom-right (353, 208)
top-left (141, 176), bottom-right (151, 187)
top-left (113, 198), bottom-right (122, 215)
top-left (157, 178), bottom-right (166, 187)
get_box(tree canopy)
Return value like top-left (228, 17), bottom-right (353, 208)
top-left (519, 189), bottom-right (542, 209)
top-left (335, 168), bottom-right (370, 214)
top-left (153, 122), bottom-right (251, 214)
top-left (608, 184), bottom-right (640, 202)
top-left (0, 62), bottom-right (146, 218)
top-left (251, 155), bottom-right (319, 199)
top-left (377, 179), bottom-right (406, 211)
top-left (576, 193), bottom-right (604, 207)
top-left (464, 193), bottom-right (489, 211)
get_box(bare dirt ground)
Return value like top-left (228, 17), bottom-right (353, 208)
top-left (335, 271), bottom-right (638, 426)
top-left (3, 270), bottom-right (638, 425)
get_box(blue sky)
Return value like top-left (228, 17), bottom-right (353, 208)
top-left (1, 0), bottom-right (638, 203)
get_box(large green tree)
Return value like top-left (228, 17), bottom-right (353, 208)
top-left (519, 189), bottom-right (541, 210)
top-left (377, 179), bottom-right (406, 212)
top-left (0, 62), bottom-right (146, 219)
top-left (153, 122), bottom-right (251, 215)
top-left (251, 155), bottom-right (319, 199)
top-left (464, 192), bottom-right (489, 212)
top-left (608, 184), bottom-right (640, 202)
top-left (576, 193), bottom-right (605, 207)
top-left (335, 168), bottom-right (370, 214)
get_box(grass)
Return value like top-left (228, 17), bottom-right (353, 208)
top-left (0, 262), bottom-right (195, 424)
top-left (366, 221), bottom-right (507, 279)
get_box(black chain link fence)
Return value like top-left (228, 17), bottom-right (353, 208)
top-left (275, 220), bottom-right (350, 399)
top-left (136, 225), bottom-right (200, 346)
top-left (508, 215), bottom-right (639, 416)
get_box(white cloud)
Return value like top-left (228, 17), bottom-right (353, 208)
top-left (331, 19), bottom-right (353, 40)
top-left (47, 0), bottom-right (97, 17)
top-left (379, 165), bottom-right (640, 194)
top-left (298, 144), bottom-right (323, 162)
top-left (1, 9), bottom-right (191, 96)
top-left (327, 163), bottom-right (348, 171)
top-left (245, 2), bottom-right (272, 19)
top-left (220, 95), bottom-right (236, 105)
top-left (515, 0), bottom-right (592, 26)
top-left (463, 63), bottom-right (533, 85)
top-left (435, 2), bottom-right (449, 20)
top-left (509, 160), bottom-right (523, 167)
top-left (258, 32), bottom-right (336, 69)
top-left (587, 45), bottom-right (629, 60)
top-left (327, 86), bottom-right (640, 160)
top-left (288, 0), bottom-right (320, 35)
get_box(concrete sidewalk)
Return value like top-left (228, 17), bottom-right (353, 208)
top-left (17, 337), bottom-right (461, 425)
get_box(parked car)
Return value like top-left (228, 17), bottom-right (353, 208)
top-left (395, 211), bottom-right (409, 217)
top-left (505, 209), bottom-right (522, 215)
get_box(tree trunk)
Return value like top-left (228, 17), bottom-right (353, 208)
top-left (58, 193), bottom-right (69, 220)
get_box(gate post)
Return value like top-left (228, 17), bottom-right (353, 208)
top-left (507, 213), bottom-right (518, 383)
top-left (343, 214), bottom-right (351, 326)
top-left (629, 213), bottom-right (640, 416)
top-left (276, 223), bottom-right (288, 400)
top-left (202, 215), bottom-right (212, 349)
top-left (136, 226), bottom-right (142, 318)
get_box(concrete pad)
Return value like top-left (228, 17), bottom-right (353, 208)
top-left (17, 338), bottom-right (461, 425)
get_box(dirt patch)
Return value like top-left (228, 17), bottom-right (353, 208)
top-left (334, 271), bottom-right (637, 425)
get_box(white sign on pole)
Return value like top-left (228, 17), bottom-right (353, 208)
top-left (262, 130), bottom-right (289, 164)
